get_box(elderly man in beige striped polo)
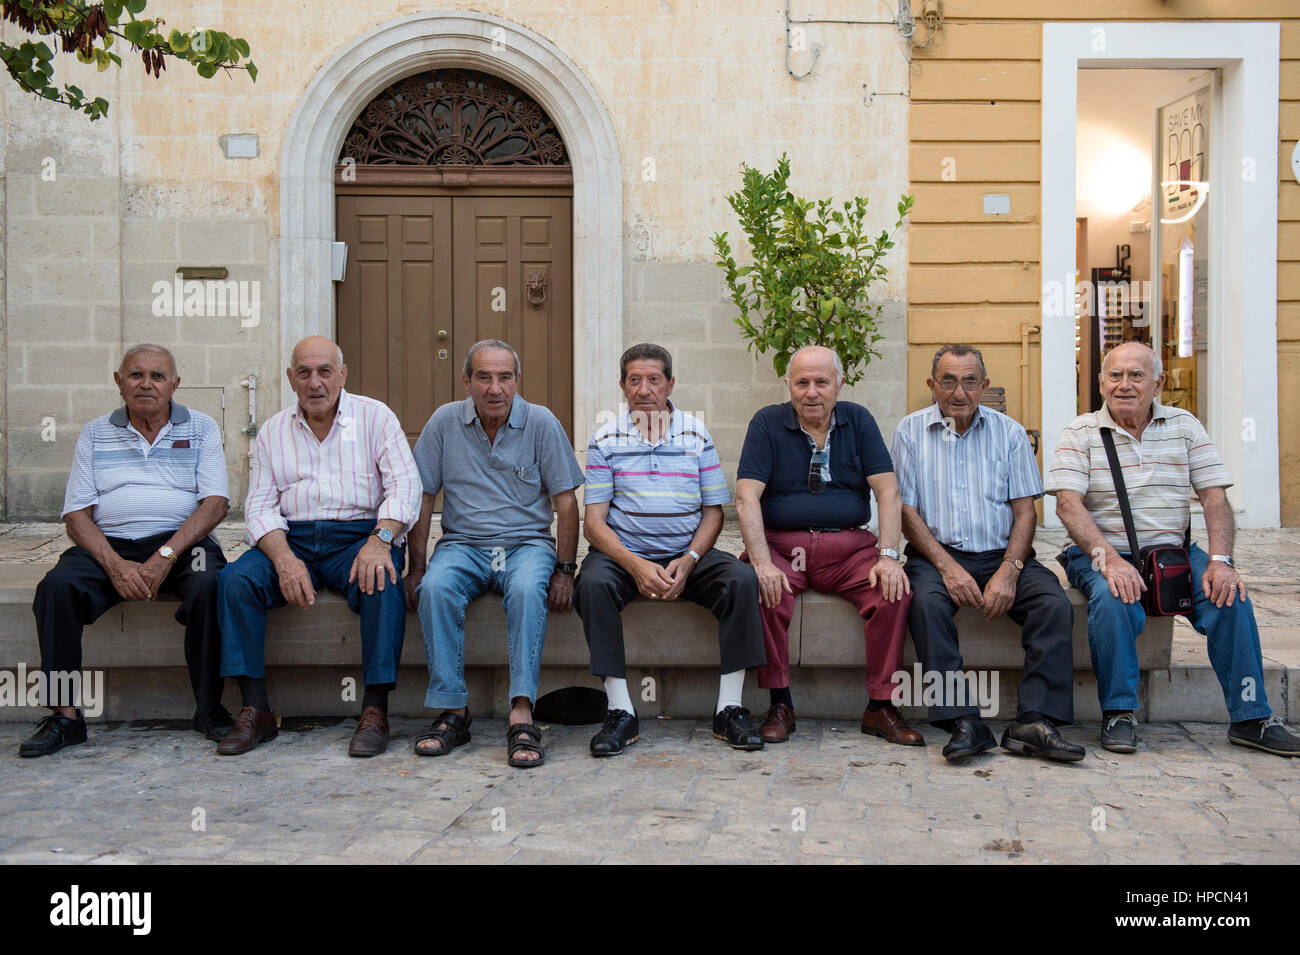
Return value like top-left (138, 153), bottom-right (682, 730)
top-left (1047, 341), bottom-right (1298, 758)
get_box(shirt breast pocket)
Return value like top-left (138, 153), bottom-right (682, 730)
top-left (498, 459), bottom-right (543, 506)
top-left (839, 454), bottom-right (866, 490)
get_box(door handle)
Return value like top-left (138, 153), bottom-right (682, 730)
top-left (437, 329), bottom-right (448, 340)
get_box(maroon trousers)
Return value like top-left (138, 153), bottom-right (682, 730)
top-left (743, 528), bottom-right (910, 698)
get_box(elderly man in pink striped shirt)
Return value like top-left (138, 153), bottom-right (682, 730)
top-left (216, 336), bottom-right (421, 757)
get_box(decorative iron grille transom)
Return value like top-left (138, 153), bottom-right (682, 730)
top-left (339, 69), bottom-right (568, 166)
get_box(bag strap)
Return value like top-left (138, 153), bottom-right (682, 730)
top-left (1100, 427), bottom-right (1143, 569)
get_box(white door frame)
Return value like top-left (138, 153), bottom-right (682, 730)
top-left (277, 11), bottom-right (624, 451)
top-left (1041, 21), bottom-right (1280, 527)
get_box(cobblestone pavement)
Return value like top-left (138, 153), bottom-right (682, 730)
top-left (2, 716), bottom-right (1297, 864)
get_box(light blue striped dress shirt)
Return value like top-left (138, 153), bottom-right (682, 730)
top-left (890, 403), bottom-right (1042, 553)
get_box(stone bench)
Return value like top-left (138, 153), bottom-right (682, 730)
top-left (0, 561), bottom-right (1172, 721)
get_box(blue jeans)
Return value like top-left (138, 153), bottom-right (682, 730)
top-left (218, 520), bottom-right (407, 686)
top-left (416, 541), bottom-right (556, 709)
top-left (1059, 543), bottom-right (1271, 722)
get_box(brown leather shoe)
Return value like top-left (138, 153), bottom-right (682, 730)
top-left (216, 706), bottom-right (278, 755)
top-left (860, 703), bottom-right (924, 746)
top-left (348, 706), bottom-right (390, 758)
top-left (760, 703), bottom-right (796, 743)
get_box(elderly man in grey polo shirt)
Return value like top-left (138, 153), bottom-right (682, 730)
top-left (405, 340), bottom-right (583, 767)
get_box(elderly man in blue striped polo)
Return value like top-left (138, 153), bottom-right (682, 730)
top-left (575, 343), bottom-right (767, 755)
top-left (891, 344), bottom-right (1083, 763)
top-left (20, 344), bottom-right (231, 757)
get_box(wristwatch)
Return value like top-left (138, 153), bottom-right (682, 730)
top-left (688, 550), bottom-right (702, 563)
top-left (371, 527), bottom-right (395, 545)
top-left (879, 547), bottom-right (900, 562)
top-left (158, 545), bottom-right (177, 565)
top-left (1003, 557), bottom-right (1024, 571)
top-left (1210, 554), bottom-right (1235, 568)
top-left (557, 561), bottom-right (578, 575)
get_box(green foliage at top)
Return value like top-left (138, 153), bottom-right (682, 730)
top-left (1, 0), bottom-right (256, 121)
top-left (712, 154), bottom-right (913, 385)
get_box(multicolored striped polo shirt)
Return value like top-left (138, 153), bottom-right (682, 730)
top-left (584, 402), bottom-right (729, 559)
top-left (1045, 400), bottom-right (1232, 551)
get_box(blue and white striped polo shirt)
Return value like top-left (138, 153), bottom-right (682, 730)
top-left (584, 403), bottom-right (729, 559)
top-left (62, 402), bottom-right (229, 540)
top-left (891, 403), bottom-right (1042, 553)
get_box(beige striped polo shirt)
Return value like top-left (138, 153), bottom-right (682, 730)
top-left (1045, 401), bottom-right (1232, 552)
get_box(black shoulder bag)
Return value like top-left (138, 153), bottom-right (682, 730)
top-left (1099, 427), bottom-right (1194, 616)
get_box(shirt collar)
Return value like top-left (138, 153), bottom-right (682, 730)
top-left (109, 401), bottom-right (190, 428)
top-left (1097, 399), bottom-right (1169, 435)
top-left (782, 401), bottom-right (840, 432)
top-left (461, 393), bottom-right (528, 429)
top-left (616, 398), bottom-right (680, 443)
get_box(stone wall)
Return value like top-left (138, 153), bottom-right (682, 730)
top-left (1, 1), bottom-right (911, 517)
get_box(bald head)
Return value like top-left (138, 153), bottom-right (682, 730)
top-left (787, 346), bottom-right (843, 382)
top-left (1102, 341), bottom-right (1162, 379)
top-left (291, 336), bottom-right (344, 369)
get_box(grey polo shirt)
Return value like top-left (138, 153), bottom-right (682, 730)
top-left (412, 394), bottom-right (584, 550)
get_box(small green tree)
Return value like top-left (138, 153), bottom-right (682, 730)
top-left (712, 154), bottom-right (912, 384)
top-left (1, 0), bottom-right (256, 121)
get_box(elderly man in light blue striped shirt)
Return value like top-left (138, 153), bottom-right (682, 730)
top-left (891, 344), bottom-right (1082, 763)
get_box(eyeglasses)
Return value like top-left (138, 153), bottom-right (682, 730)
top-left (807, 446), bottom-right (829, 494)
top-left (935, 376), bottom-right (983, 393)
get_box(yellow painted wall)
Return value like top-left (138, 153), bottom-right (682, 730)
top-left (907, 5), bottom-right (1300, 525)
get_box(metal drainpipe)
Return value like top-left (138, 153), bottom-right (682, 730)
top-left (1021, 323), bottom-right (1042, 456)
top-left (240, 375), bottom-right (257, 438)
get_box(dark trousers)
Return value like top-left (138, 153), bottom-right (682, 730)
top-left (33, 531), bottom-right (228, 713)
top-left (217, 520), bottom-right (406, 687)
top-left (573, 548), bottom-right (767, 679)
top-left (903, 545), bottom-right (1074, 725)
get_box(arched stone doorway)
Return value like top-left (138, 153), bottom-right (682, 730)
top-left (334, 68), bottom-right (575, 440)
top-left (278, 11), bottom-right (623, 450)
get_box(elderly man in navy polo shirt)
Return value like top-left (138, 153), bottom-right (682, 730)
top-left (736, 345), bottom-right (917, 746)
top-left (892, 344), bottom-right (1083, 762)
top-left (575, 343), bottom-right (767, 755)
top-left (20, 344), bottom-right (230, 757)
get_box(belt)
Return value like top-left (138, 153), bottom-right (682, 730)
top-left (806, 526), bottom-right (848, 533)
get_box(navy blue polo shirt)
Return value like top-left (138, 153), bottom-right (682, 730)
top-left (737, 401), bottom-right (893, 530)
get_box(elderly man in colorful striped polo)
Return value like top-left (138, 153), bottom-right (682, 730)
top-left (575, 343), bottom-right (767, 755)
top-left (20, 344), bottom-right (230, 757)
top-left (892, 344), bottom-right (1083, 763)
top-left (1048, 341), bottom-right (1299, 757)
top-left (216, 336), bottom-right (421, 757)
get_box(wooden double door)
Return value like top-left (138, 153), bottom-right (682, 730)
top-left (335, 192), bottom-right (573, 443)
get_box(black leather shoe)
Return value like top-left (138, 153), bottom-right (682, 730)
top-left (193, 707), bottom-right (235, 743)
top-left (590, 709), bottom-right (640, 757)
top-left (712, 705), bottom-right (763, 750)
top-left (1228, 715), bottom-right (1300, 757)
top-left (942, 716), bottom-right (996, 761)
top-left (19, 711), bottom-right (87, 757)
top-left (1001, 719), bottom-right (1085, 762)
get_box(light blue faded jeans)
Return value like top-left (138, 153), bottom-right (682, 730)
top-left (1059, 543), bottom-right (1271, 722)
top-left (416, 541), bottom-right (555, 709)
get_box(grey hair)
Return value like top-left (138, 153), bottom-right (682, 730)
top-left (463, 339), bottom-right (520, 377)
top-left (931, 344), bottom-right (987, 379)
top-left (120, 343), bottom-right (178, 379)
top-left (1102, 341), bottom-right (1163, 379)
top-left (788, 345), bottom-right (844, 379)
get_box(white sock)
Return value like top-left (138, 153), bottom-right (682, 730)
top-left (604, 677), bottom-right (635, 716)
top-left (716, 669), bottom-right (745, 714)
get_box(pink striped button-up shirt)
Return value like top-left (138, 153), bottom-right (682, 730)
top-left (243, 389), bottom-right (421, 546)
